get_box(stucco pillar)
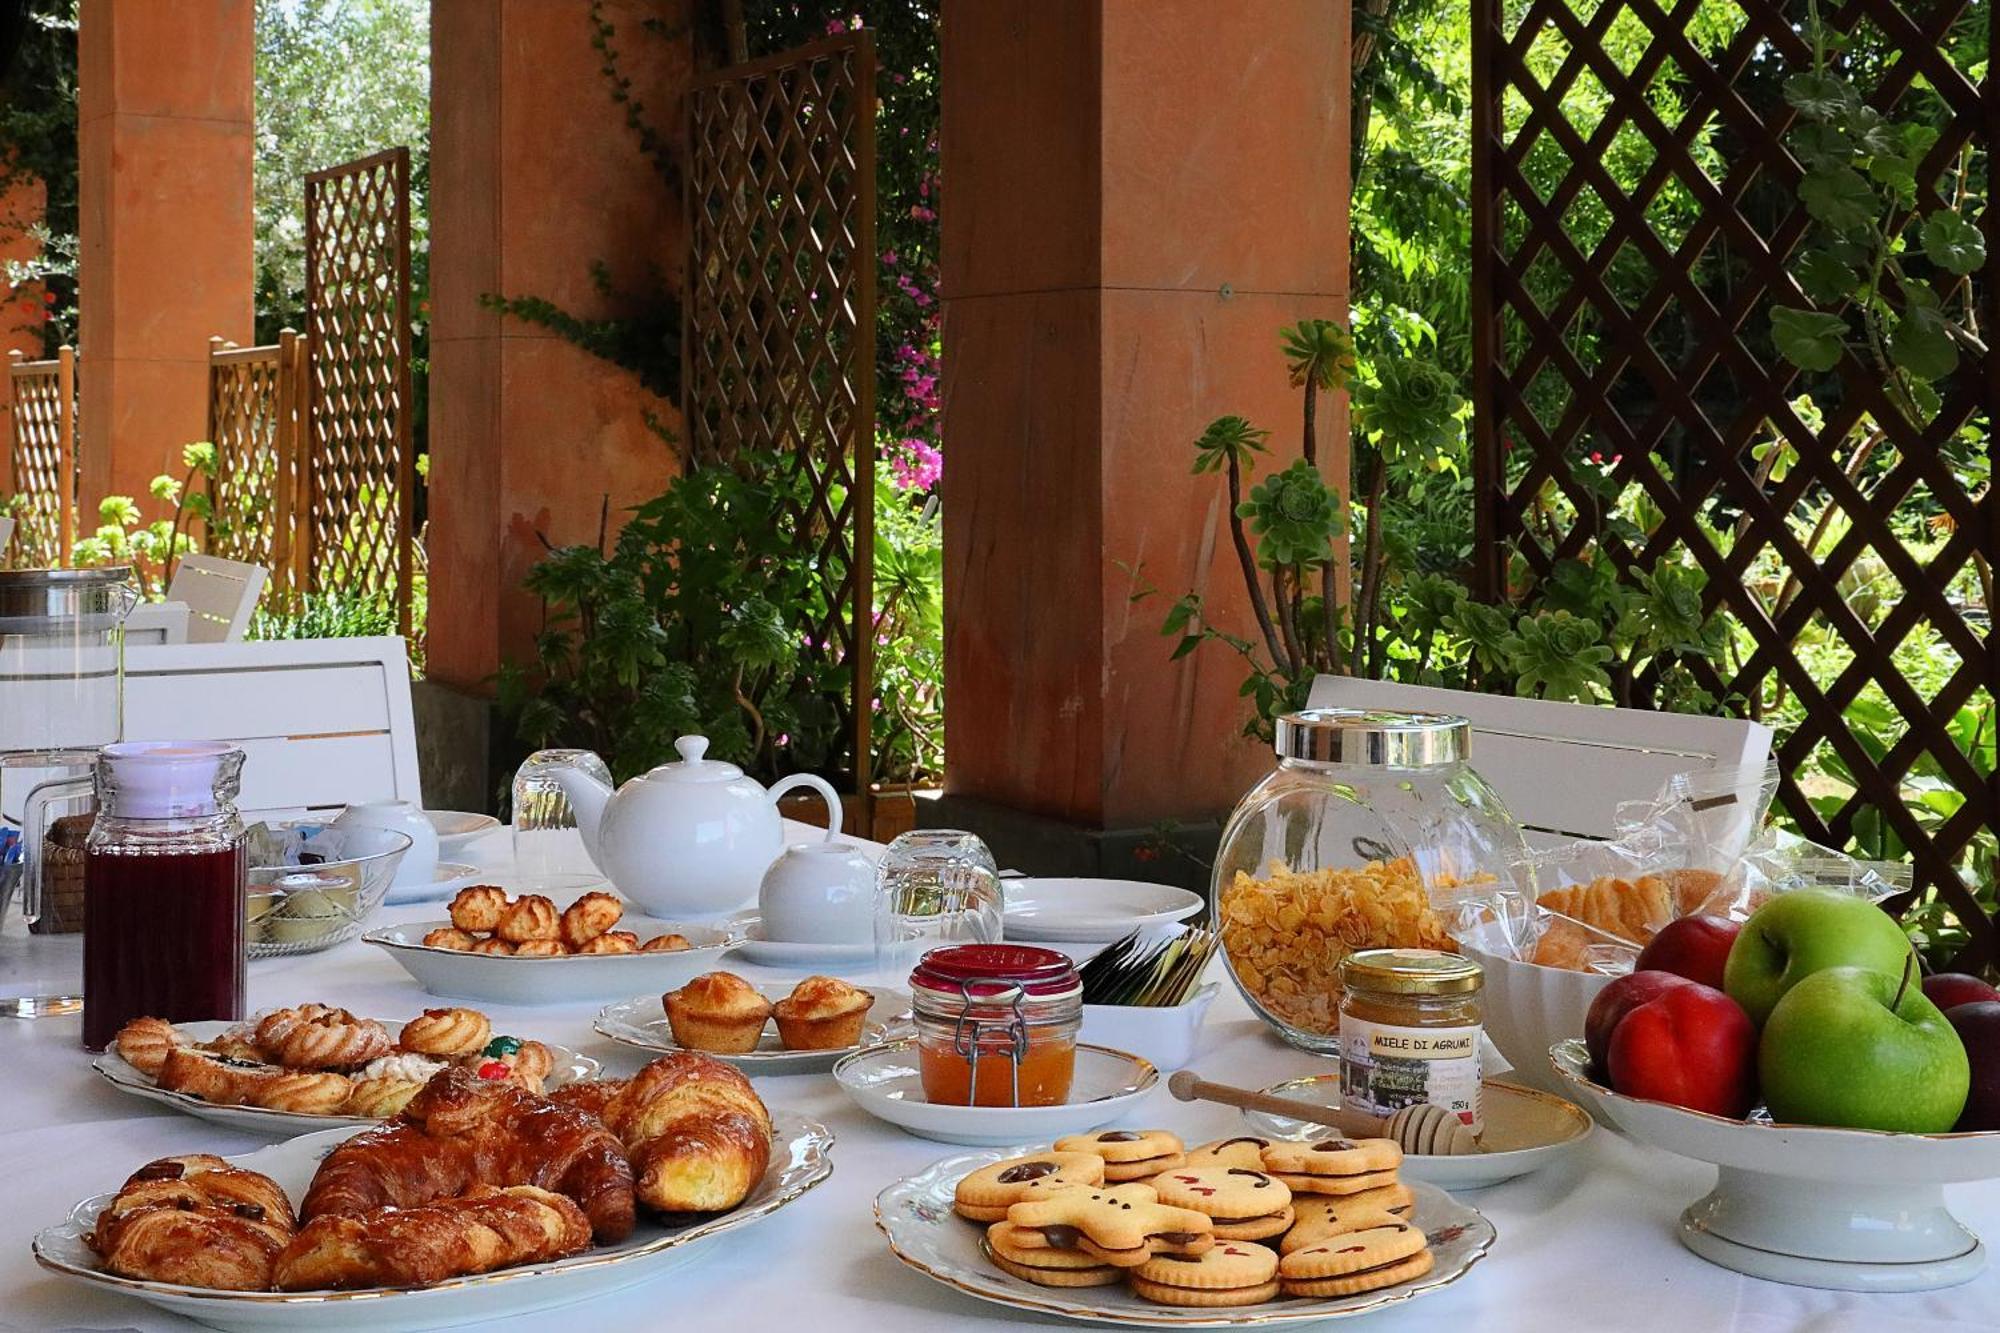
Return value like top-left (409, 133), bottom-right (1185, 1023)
top-left (427, 0), bottom-right (690, 692)
top-left (939, 0), bottom-right (1351, 832)
top-left (77, 0), bottom-right (255, 505)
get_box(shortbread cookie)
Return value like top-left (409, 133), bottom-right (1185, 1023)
top-left (1182, 1136), bottom-right (1274, 1171)
top-left (1279, 1219), bottom-right (1427, 1284)
top-left (1130, 1242), bottom-right (1281, 1307)
top-left (1270, 1169), bottom-right (1401, 1196)
top-left (1281, 1184), bottom-right (1415, 1254)
top-left (1004, 1183), bottom-right (1213, 1266)
top-left (1053, 1129), bottom-right (1186, 1181)
top-left (1280, 1246), bottom-right (1433, 1298)
top-left (1260, 1137), bottom-right (1402, 1194)
top-left (1149, 1167), bottom-right (1294, 1241)
top-left (955, 1152), bottom-right (1106, 1222)
top-left (984, 1222), bottom-right (1124, 1286)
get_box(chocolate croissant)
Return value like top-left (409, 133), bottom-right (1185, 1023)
top-left (90, 1155), bottom-right (296, 1291)
top-left (274, 1184), bottom-right (591, 1290)
top-left (301, 1066), bottom-right (635, 1243)
top-left (552, 1052), bottom-right (772, 1215)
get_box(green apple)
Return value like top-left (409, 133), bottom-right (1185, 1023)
top-left (1723, 888), bottom-right (1914, 1025)
top-left (1760, 964), bottom-right (1969, 1132)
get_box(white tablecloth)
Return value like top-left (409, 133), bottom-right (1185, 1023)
top-left (4, 824), bottom-right (1997, 1332)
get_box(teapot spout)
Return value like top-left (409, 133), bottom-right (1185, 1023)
top-left (540, 758), bottom-right (615, 870)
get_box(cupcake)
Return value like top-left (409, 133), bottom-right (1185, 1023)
top-left (664, 972), bottom-right (773, 1053)
top-left (773, 975), bottom-right (874, 1051)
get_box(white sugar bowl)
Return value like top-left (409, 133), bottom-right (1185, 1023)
top-left (332, 799), bottom-right (438, 889)
top-left (758, 841), bottom-right (878, 943)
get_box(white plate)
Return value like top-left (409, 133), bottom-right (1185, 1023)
top-left (876, 1147), bottom-right (1495, 1327)
top-left (366, 915), bottom-right (741, 1005)
top-left (724, 910), bottom-right (877, 969)
top-left (91, 1018), bottom-right (599, 1135)
top-left (424, 810), bottom-right (502, 854)
top-left (1240, 1074), bottom-right (1593, 1189)
top-left (383, 861), bottom-right (493, 907)
top-left (835, 1038), bottom-right (1159, 1145)
top-left (1002, 879), bottom-right (1203, 943)
top-left (34, 1112), bottom-right (833, 1332)
top-left (594, 986), bottom-right (910, 1074)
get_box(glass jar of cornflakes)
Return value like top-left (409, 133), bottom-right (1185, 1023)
top-left (1212, 708), bottom-right (1524, 1053)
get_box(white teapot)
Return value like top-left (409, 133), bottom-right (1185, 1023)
top-left (543, 735), bottom-right (842, 919)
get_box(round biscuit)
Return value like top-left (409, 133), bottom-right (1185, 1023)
top-left (1279, 1222), bottom-right (1427, 1279)
top-left (1150, 1166), bottom-right (1292, 1220)
top-left (985, 1222), bottom-right (1118, 1270)
top-left (1133, 1241), bottom-right (1277, 1290)
top-left (1280, 1247), bottom-right (1434, 1298)
top-left (987, 1249), bottom-right (1124, 1288)
top-left (1053, 1129), bottom-right (1185, 1163)
top-left (1130, 1276), bottom-right (1281, 1307)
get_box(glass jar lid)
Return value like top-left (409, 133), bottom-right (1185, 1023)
top-left (1273, 708), bottom-right (1469, 768)
top-left (910, 944), bottom-right (1081, 1003)
top-left (1338, 948), bottom-right (1484, 995)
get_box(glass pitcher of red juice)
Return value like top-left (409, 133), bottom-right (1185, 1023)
top-left (80, 741), bottom-right (247, 1049)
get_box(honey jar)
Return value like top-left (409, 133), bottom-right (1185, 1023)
top-left (911, 944), bottom-right (1081, 1107)
top-left (1337, 948), bottom-right (1485, 1133)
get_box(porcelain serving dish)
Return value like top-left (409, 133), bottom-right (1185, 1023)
top-left (834, 1038), bottom-right (1159, 1145)
top-left (1002, 878), bottom-right (1204, 943)
top-left (1079, 984), bottom-right (1219, 1072)
top-left (34, 1113), bottom-right (834, 1332)
top-left (365, 914), bottom-right (740, 1005)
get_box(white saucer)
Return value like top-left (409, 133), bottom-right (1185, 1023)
top-left (382, 860), bottom-right (491, 906)
top-left (1002, 878), bottom-right (1203, 942)
top-left (834, 1038), bottom-right (1159, 1145)
top-left (724, 911), bottom-right (876, 969)
top-left (425, 810), bottom-right (502, 854)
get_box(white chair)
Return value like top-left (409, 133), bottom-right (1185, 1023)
top-left (1305, 676), bottom-right (1773, 849)
top-left (164, 554), bottom-right (267, 643)
top-left (123, 636), bottom-right (422, 819)
top-left (124, 601), bottom-right (191, 644)
top-left (0, 515), bottom-right (13, 563)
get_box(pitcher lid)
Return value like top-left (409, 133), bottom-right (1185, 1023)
top-left (654, 735), bottom-right (744, 784)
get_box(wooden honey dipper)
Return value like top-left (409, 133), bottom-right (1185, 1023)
top-left (1167, 1070), bottom-right (1481, 1156)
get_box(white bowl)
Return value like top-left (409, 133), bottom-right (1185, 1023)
top-left (365, 914), bottom-right (740, 1005)
top-left (1550, 1038), bottom-right (2000, 1291)
top-left (834, 1038), bottom-right (1159, 1145)
top-left (1459, 920), bottom-right (1613, 1094)
top-left (1079, 984), bottom-right (1219, 1071)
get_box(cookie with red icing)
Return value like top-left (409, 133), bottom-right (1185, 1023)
top-left (1129, 1240), bottom-right (1281, 1307)
top-left (1148, 1165), bottom-right (1295, 1241)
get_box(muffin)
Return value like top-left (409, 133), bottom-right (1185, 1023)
top-left (664, 972), bottom-right (773, 1053)
top-left (773, 975), bottom-right (874, 1051)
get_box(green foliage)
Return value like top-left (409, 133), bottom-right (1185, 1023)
top-left (70, 445), bottom-right (217, 598)
top-left (0, 0), bottom-right (79, 351)
top-left (1240, 460), bottom-right (1344, 571)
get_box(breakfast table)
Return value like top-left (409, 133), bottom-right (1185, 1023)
top-left (4, 823), bottom-right (1998, 1332)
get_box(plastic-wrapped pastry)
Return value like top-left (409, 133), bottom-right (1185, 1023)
top-left (559, 891), bottom-right (624, 950)
top-left (449, 884), bottom-right (509, 933)
top-left (495, 894), bottom-right (561, 944)
top-left (397, 1007), bottom-right (493, 1057)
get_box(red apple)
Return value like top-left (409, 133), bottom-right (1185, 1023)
top-left (1607, 982), bottom-right (1759, 1118)
top-left (1584, 970), bottom-right (1696, 1074)
top-left (1924, 973), bottom-right (2000, 1013)
top-left (1946, 1001), bottom-right (2000, 1131)
top-left (1635, 914), bottom-right (1742, 990)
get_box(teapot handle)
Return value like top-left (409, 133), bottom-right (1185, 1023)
top-left (767, 773), bottom-right (843, 842)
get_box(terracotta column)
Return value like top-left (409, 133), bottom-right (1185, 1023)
top-left (76, 0), bottom-right (255, 505)
top-left (427, 0), bottom-right (690, 692)
top-left (939, 0), bottom-right (1351, 835)
top-left (0, 175), bottom-right (48, 464)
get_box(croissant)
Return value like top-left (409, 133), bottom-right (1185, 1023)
top-left (301, 1066), bottom-right (635, 1243)
top-left (90, 1155), bottom-right (296, 1291)
top-left (274, 1184), bottom-right (590, 1291)
top-left (556, 1052), bottom-right (773, 1215)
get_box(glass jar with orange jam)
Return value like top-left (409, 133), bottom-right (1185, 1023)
top-left (911, 944), bottom-right (1082, 1107)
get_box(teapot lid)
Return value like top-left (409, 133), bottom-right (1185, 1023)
top-left (656, 735), bottom-right (744, 784)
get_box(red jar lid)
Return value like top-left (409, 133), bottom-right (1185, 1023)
top-left (910, 944), bottom-right (1080, 1000)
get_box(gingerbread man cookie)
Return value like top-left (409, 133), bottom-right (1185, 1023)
top-left (1004, 1183), bottom-right (1214, 1266)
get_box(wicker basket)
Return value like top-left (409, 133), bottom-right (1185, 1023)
top-left (28, 812), bottom-right (92, 936)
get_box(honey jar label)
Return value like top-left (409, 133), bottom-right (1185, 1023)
top-left (1337, 1015), bottom-right (1482, 1131)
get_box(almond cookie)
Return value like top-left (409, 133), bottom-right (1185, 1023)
top-left (495, 894), bottom-right (561, 944)
top-left (955, 1151), bottom-right (1106, 1222)
top-left (448, 884), bottom-right (508, 933)
top-left (397, 1007), bottom-right (494, 1057)
top-left (1183, 1135), bottom-right (1274, 1171)
top-left (422, 926), bottom-right (478, 952)
top-left (1280, 1246), bottom-right (1433, 1298)
top-left (1130, 1242), bottom-right (1280, 1307)
top-left (1053, 1129), bottom-right (1186, 1181)
top-left (470, 936), bottom-right (516, 956)
top-left (514, 939), bottom-right (568, 957)
top-left (1260, 1137), bottom-right (1402, 1195)
top-left (640, 933), bottom-right (693, 952)
top-left (1281, 1184), bottom-right (1415, 1254)
top-left (1278, 1219), bottom-right (1428, 1295)
top-left (559, 891), bottom-right (624, 950)
top-left (983, 1222), bottom-right (1124, 1287)
top-left (1150, 1166), bottom-right (1295, 1241)
top-left (578, 931), bottom-right (639, 955)
top-left (1004, 1183), bottom-right (1213, 1267)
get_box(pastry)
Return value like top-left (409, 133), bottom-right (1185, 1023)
top-left (1149, 1166), bottom-right (1295, 1241)
top-left (254, 1006), bottom-right (394, 1071)
top-left (1653, 867), bottom-right (1728, 916)
top-left (343, 1077), bottom-right (427, 1119)
top-left (1004, 1183), bottom-right (1213, 1266)
top-left (1260, 1138), bottom-right (1403, 1195)
top-left (577, 931), bottom-right (638, 955)
top-left (954, 1151), bottom-right (1105, 1222)
top-left (772, 975), bottom-right (873, 1050)
top-left (157, 1047), bottom-right (280, 1105)
top-left (482, 1036), bottom-right (556, 1092)
top-left (398, 1007), bottom-right (494, 1057)
top-left (1130, 1241), bottom-right (1282, 1307)
top-left (640, 933), bottom-right (693, 952)
top-left (984, 1221), bottom-right (1123, 1287)
top-left (470, 937), bottom-right (516, 956)
top-left (569, 1052), bottom-right (774, 1215)
top-left (275, 1184), bottom-right (591, 1291)
top-left (1277, 1221), bottom-right (1432, 1297)
top-left (1280, 1183), bottom-right (1415, 1254)
top-left (514, 939), bottom-right (568, 957)
top-left (449, 884), bottom-right (508, 933)
top-left (1182, 1136), bottom-right (1274, 1171)
top-left (249, 1071), bottom-right (354, 1115)
top-left (559, 891), bottom-right (624, 950)
top-left (1052, 1129), bottom-right (1186, 1181)
top-left (89, 1155), bottom-right (295, 1291)
top-left (203, 1029), bottom-right (266, 1063)
top-left (1537, 875), bottom-right (1673, 945)
top-left (302, 1067), bottom-right (636, 1243)
top-left (422, 926), bottom-right (478, 951)
top-left (113, 1016), bottom-right (187, 1076)
top-left (495, 894), bottom-right (561, 944)
top-left (664, 972), bottom-right (773, 1053)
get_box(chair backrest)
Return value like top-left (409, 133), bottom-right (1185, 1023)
top-left (124, 601), bottom-right (191, 645)
top-left (1305, 677), bottom-right (1773, 847)
top-left (123, 636), bottom-right (421, 818)
top-left (165, 554), bottom-right (268, 643)
top-left (0, 514), bottom-right (14, 563)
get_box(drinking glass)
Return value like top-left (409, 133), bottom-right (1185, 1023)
top-left (510, 749), bottom-right (614, 893)
top-left (872, 830), bottom-right (1004, 986)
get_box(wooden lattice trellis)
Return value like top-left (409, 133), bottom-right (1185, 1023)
top-left (1470, 0), bottom-right (1997, 960)
top-left (5, 345), bottom-right (75, 567)
top-left (686, 33), bottom-right (879, 811)
top-left (304, 146), bottom-right (415, 636)
top-left (206, 332), bottom-right (307, 598)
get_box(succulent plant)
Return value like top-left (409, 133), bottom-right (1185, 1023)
top-left (1238, 459), bottom-right (1344, 570)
